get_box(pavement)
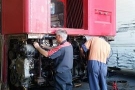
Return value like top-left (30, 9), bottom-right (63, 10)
top-left (30, 73), bottom-right (135, 90)
top-left (73, 75), bottom-right (135, 90)
top-left (106, 74), bottom-right (135, 90)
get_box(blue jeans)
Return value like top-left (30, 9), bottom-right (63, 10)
top-left (87, 60), bottom-right (107, 90)
top-left (54, 70), bottom-right (73, 90)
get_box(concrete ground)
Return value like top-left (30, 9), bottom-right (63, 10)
top-left (106, 74), bottom-right (135, 90)
top-left (77, 74), bottom-right (135, 90)
top-left (30, 74), bottom-right (135, 90)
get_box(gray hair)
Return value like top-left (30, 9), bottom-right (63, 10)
top-left (55, 29), bottom-right (68, 40)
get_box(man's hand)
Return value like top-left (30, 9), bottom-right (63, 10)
top-left (41, 44), bottom-right (54, 50)
top-left (33, 42), bottom-right (40, 49)
top-left (41, 44), bottom-right (47, 48)
top-left (33, 42), bottom-right (49, 57)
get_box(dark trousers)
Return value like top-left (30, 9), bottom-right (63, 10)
top-left (87, 60), bottom-right (107, 90)
top-left (54, 70), bottom-right (73, 90)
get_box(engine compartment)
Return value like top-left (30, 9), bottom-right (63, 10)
top-left (7, 34), bottom-right (87, 89)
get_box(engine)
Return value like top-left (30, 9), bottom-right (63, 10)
top-left (8, 35), bottom-right (87, 89)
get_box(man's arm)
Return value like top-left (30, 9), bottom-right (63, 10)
top-left (41, 44), bottom-right (54, 50)
top-left (84, 39), bottom-right (92, 50)
top-left (33, 42), bottom-right (49, 57)
top-left (81, 39), bottom-right (92, 52)
top-left (80, 48), bottom-right (85, 58)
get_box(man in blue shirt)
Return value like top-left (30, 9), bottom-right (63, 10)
top-left (33, 29), bottom-right (73, 90)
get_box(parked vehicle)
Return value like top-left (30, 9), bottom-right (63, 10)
top-left (0, 0), bottom-right (116, 89)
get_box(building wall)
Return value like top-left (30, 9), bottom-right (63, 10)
top-left (108, 0), bottom-right (135, 70)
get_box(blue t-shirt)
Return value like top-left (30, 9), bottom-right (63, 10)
top-left (48, 41), bottom-right (73, 73)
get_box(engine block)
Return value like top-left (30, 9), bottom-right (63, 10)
top-left (8, 34), bottom-right (87, 89)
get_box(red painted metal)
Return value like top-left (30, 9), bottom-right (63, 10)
top-left (87, 0), bottom-right (116, 36)
top-left (1, 0), bottom-right (116, 86)
top-left (2, 0), bottom-right (49, 34)
top-left (1, 36), bottom-right (8, 84)
top-left (2, 0), bottom-right (116, 36)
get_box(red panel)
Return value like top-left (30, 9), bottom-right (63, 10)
top-left (2, 0), bottom-right (49, 34)
top-left (49, 0), bottom-right (116, 36)
top-left (2, 0), bottom-right (23, 34)
top-left (28, 0), bottom-right (49, 33)
top-left (2, 0), bottom-right (115, 36)
top-left (87, 0), bottom-right (116, 36)
top-left (1, 36), bottom-right (8, 84)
